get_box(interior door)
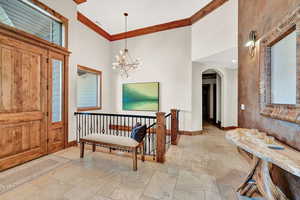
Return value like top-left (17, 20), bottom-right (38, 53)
top-left (47, 51), bottom-right (65, 153)
top-left (0, 33), bottom-right (48, 171)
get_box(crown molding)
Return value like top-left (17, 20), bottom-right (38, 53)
top-left (190, 0), bottom-right (228, 24)
top-left (73, 0), bottom-right (87, 5)
top-left (77, 12), bottom-right (112, 41)
top-left (111, 18), bottom-right (191, 41)
top-left (77, 0), bottom-right (229, 41)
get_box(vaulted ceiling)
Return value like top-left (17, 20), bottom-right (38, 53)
top-left (77, 0), bottom-right (213, 34)
top-left (74, 0), bottom-right (228, 41)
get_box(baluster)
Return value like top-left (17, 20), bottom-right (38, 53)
top-left (76, 114), bottom-right (78, 142)
top-left (109, 116), bottom-right (111, 135)
top-left (116, 116), bottom-right (119, 136)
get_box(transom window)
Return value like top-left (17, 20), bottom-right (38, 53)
top-left (77, 65), bottom-right (102, 111)
top-left (0, 0), bottom-right (65, 46)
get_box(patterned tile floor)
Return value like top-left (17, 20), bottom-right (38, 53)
top-left (0, 124), bottom-right (249, 200)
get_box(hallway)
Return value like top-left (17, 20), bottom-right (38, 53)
top-left (0, 125), bottom-right (249, 200)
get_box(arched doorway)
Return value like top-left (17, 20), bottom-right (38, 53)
top-left (201, 68), bottom-right (224, 128)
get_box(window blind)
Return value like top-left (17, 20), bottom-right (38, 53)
top-left (77, 70), bottom-right (100, 108)
top-left (0, 0), bottom-right (63, 46)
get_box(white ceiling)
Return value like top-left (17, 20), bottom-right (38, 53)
top-left (195, 47), bottom-right (238, 69)
top-left (77, 0), bottom-right (213, 34)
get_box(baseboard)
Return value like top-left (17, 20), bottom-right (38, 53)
top-left (66, 140), bottom-right (78, 147)
top-left (179, 130), bottom-right (203, 136)
top-left (221, 126), bottom-right (238, 131)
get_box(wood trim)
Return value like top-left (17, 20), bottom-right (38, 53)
top-left (73, 0), bottom-right (87, 4)
top-left (64, 54), bottom-right (69, 149)
top-left (0, 23), bottom-right (70, 55)
top-left (77, 0), bottom-right (228, 41)
top-left (67, 140), bottom-right (78, 147)
top-left (108, 124), bottom-right (173, 135)
top-left (180, 130), bottom-right (203, 136)
top-left (77, 65), bottom-right (102, 111)
top-left (30, 0), bottom-right (68, 23)
top-left (77, 12), bottom-right (112, 41)
top-left (78, 65), bottom-right (102, 74)
top-left (221, 126), bottom-right (238, 131)
top-left (77, 107), bottom-right (102, 112)
top-left (190, 0), bottom-right (229, 24)
top-left (111, 18), bottom-right (191, 41)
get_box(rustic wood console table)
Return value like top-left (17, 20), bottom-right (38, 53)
top-left (226, 129), bottom-right (300, 200)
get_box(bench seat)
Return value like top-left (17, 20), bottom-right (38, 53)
top-left (79, 134), bottom-right (145, 171)
top-left (81, 134), bottom-right (139, 148)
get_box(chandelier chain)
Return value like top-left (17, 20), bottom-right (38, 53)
top-left (125, 13), bottom-right (128, 50)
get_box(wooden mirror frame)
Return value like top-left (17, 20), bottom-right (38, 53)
top-left (259, 7), bottom-right (300, 124)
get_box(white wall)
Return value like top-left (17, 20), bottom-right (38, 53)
top-left (191, 0), bottom-right (238, 61)
top-left (190, 0), bottom-right (238, 130)
top-left (39, 0), bottom-right (114, 141)
top-left (38, 0), bottom-right (238, 135)
top-left (192, 63), bottom-right (238, 130)
top-left (111, 27), bottom-right (193, 131)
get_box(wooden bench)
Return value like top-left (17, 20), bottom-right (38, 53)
top-left (79, 134), bottom-right (145, 171)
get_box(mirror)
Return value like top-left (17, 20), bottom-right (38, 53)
top-left (259, 7), bottom-right (300, 125)
top-left (270, 29), bottom-right (297, 105)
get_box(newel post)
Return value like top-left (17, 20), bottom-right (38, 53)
top-left (171, 109), bottom-right (179, 145)
top-left (156, 112), bottom-right (166, 163)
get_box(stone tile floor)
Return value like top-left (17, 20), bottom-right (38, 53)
top-left (0, 124), bottom-right (249, 200)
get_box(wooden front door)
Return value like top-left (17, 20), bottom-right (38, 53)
top-left (0, 33), bottom-right (48, 171)
top-left (47, 51), bottom-right (66, 154)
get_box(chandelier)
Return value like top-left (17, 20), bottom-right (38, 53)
top-left (112, 13), bottom-right (141, 77)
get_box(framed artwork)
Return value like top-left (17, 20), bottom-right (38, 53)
top-left (122, 82), bottom-right (159, 111)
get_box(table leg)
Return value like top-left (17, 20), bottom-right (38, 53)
top-left (236, 153), bottom-right (289, 200)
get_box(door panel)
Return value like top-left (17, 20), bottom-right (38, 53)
top-left (0, 121), bottom-right (41, 159)
top-left (0, 34), bottom-right (47, 171)
top-left (47, 51), bottom-right (65, 154)
top-left (0, 45), bottom-right (16, 112)
top-left (21, 51), bottom-right (41, 112)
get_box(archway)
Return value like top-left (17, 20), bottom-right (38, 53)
top-left (201, 68), bottom-right (224, 128)
top-left (191, 63), bottom-right (229, 132)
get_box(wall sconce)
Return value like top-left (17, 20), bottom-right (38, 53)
top-left (245, 31), bottom-right (257, 57)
